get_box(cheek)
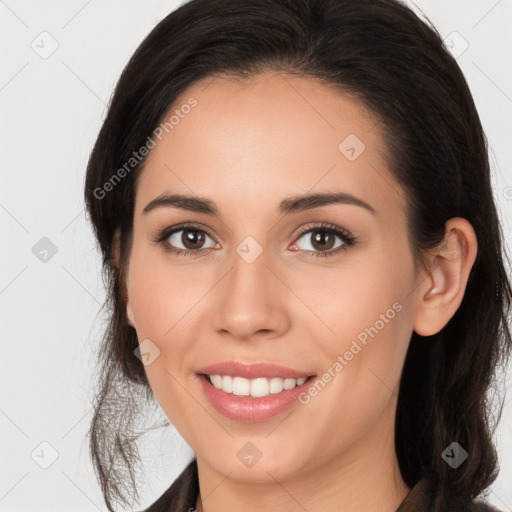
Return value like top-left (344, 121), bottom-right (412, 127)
top-left (315, 245), bottom-right (415, 392)
top-left (314, 258), bottom-right (412, 351)
top-left (126, 249), bottom-right (196, 421)
top-left (126, 244), bottom-right (210, 403)
top-left (127, 243), bottom-right (198, 338)
top-left (308, 291), bottom-right (411, 446)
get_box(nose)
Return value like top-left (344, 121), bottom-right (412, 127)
top-left (211, 247), bottom-right (291, 342)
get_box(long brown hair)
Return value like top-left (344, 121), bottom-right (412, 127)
top-left (84, 0), bottom-right (512, 510)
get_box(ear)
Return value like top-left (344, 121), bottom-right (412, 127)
top-left (112, 227), bottom-right (136, 329)
top-left (126, 301), bottom-right (136, 328)
top-left (413, 217), bottom-right (478, 337)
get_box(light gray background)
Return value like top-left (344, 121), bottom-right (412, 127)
top-left (1, 1), bottom-right (511, 510)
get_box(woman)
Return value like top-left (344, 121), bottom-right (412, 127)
top-left (84, 0), bottom-right (511, 511)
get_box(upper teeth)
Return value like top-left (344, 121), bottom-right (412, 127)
top-left (208, 375), bottom-right (307, 397)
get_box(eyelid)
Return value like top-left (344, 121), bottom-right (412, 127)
top-left (290, 221), bottom-right (352, 243)
top-left (290, 221), bottom-right (356, 256)
top-left (153, 222), bottom-right (217, 243)
top-left (152, 222), bottom-right (219, 254)
top-left (153, 221), bottom-right (357, 257)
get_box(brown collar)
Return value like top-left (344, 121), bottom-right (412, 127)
top-left (395, 477), bottom-right (432, 512)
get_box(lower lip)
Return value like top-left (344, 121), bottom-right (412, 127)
top-left (197, 374), bottom-right (317, 423)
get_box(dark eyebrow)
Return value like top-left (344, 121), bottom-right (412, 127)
top-left (278, 191), bottom-right (376, 216)
top-left (142, 191), bottom-right (376, 216)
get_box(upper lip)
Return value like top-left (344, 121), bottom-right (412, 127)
top-left (195, 361), bottom-right (315, 380)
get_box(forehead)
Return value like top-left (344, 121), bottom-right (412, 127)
top-left (135, 71), bottom-right (407, 221)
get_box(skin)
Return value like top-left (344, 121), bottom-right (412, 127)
top-left (117, 71), bottom-right (478, 512)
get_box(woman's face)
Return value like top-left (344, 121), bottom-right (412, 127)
top-left (124, 72), bottom-right (426, 483)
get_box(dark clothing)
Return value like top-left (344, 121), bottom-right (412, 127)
top-left (139, 458), bottom-right (502, 512)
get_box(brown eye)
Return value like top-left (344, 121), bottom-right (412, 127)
top-left (155, 222), bottom-right (355, 259)
top-left (180, 228), bottom-right (207, 250)
top-left (167, 227), bottom-right (216, 251)
top-left (295, 228), bottom-right (345, 253)
top-left (310, 230), bottom-right (337, 251)
top-left (290, 222), bottom-right (357, 258)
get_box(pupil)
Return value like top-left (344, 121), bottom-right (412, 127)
top-left (180, 229), bottom-right (335, 252)
top-left (312, 231), bottom-right (333, 251)
top-left (183, 229), bottom-right (204, 249)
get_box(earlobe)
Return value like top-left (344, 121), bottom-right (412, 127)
top-left (112, 228), bottom-right (134, 328)
top-left (413, 218), bottom-right (478, 337)
top-left (127, 302), bottom-right (136, 328)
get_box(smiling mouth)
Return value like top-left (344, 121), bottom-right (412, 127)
top-left (200, 373), bottom-right (316, 398)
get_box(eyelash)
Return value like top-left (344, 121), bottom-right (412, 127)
top-left (152, 222), bottom-right (357, 259)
